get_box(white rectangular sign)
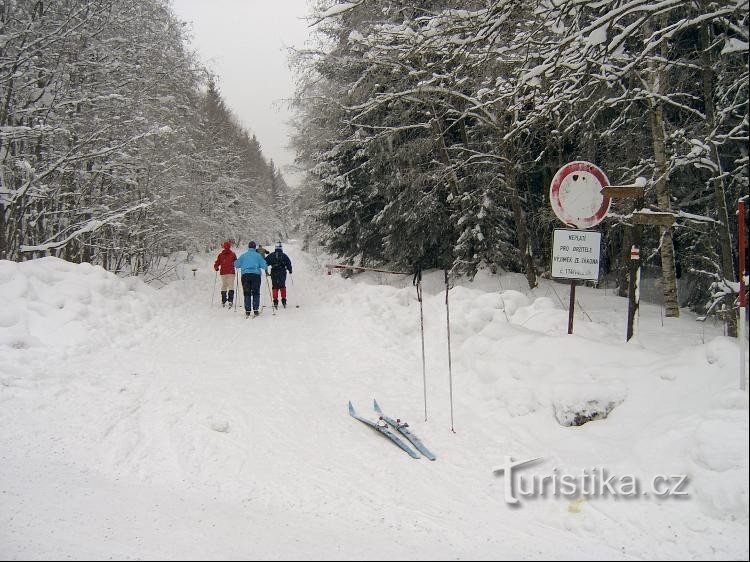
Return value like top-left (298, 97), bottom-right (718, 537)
top-left (551, 229), bottom-right (602, 281)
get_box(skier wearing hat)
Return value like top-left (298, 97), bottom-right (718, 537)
top-left (265, 242), bottom-right (293, 309)
top-left (234, 241), bottom-right (269, 317)
top-left (213, 241), bottom-right (237, 308)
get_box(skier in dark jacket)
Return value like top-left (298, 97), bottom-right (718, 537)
top-left (213, 241), bottom-right (237, 307)
top-left (265, 242), bottom-right (293, 309)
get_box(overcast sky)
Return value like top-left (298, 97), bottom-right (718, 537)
top-left (169, 0), bottom-right (313, 187)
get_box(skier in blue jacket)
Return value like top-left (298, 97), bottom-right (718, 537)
top-left (234, 241), bottom-right (269, 317)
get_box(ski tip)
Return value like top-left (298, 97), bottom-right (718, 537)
top-left (348, 401), bottom-right (355, 415)
top-left (373, 398), bottom-right (381, 412)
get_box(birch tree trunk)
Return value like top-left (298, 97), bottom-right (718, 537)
top-left (647, 16), bottom-right (680, 318)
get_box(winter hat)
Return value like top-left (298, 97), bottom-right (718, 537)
top-left (275, 242), bottom-right (283, 251)
top-left (223, 241), bottom-right (231, 250)
top-left (248, 241), bottom-right (257, 248)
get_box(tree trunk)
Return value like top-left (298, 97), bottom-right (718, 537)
top-left (507, 163), bottom-right (537, 289)
top-left (648, 15), bottom-right (680, 317)
top-left (430, 113), bottom-right (459, 198)
top-left (700, 22), bottom-right (737, 336)
top-left (650, 112), bottom-right (680, 317)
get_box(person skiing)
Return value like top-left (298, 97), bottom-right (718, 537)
top-left (234, 241), bottom-right (269, 317)
top-left (265, 242), bottom-right (293, 309)
top-left (213, 241), bottom-right (237, 308)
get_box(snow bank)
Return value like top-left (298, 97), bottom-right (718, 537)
top-left (0, 257), bottom-right (155, 351)
top-left (689, 415), bottom-right (749, 517)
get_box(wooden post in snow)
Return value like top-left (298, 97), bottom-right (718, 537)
top-left (627, 246), bottom-right (641, 342)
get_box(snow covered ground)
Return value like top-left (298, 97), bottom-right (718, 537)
top-left (1, 242), bottom-right (748, 560)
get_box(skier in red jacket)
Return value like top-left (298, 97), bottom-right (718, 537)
top-left (213, 241), bottom-right (237, 308)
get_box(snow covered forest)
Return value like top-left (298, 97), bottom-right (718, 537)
top-left (290, 0), bottom-right (749, 331)
top-left (0, 1), bottom-right (292, 273)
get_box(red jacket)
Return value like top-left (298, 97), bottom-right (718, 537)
top-left (214, 248), bottom-right (237, 275)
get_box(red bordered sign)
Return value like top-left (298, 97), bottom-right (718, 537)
top-left (550, 161), bottom-right (611, 229)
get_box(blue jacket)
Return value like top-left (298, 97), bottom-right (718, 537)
top-left (235, 249), bottom-right (268, 275)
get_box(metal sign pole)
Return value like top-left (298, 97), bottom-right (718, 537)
top-left (568, 279), bottom-right (576, 334)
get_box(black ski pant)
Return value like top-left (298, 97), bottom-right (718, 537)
top-left (241, 273), bottom-right (262, 312)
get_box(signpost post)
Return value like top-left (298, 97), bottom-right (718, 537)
top-left (627, 246), bottom-right (641, 341)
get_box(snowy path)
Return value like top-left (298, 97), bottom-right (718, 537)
top-left (1, 244), bottom-right (747, 560)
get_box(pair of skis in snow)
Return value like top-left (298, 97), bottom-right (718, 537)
top-left (243, 305), bottom-right (266, 319)
top-left (348, 400), bottom-right (436, 461)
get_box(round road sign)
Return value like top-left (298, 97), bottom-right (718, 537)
top-left (550, 161), bottom-right (611, 229)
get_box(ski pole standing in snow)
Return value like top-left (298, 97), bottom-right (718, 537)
top-left (290, 272), bottom-right (298, 307)
top-left (265, 271), bottom-right (275, 316)
top-left (445, 268), bottom-right (455, 433)
top-left (234, 270), bottom-right (240, 313)
top-left (413, 268), bottom-right (428, 421)
top-left (211, 269), bottom-right (217, 306)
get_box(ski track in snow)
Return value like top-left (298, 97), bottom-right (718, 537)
top-left (0, 243), bottom-right (747, 560)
